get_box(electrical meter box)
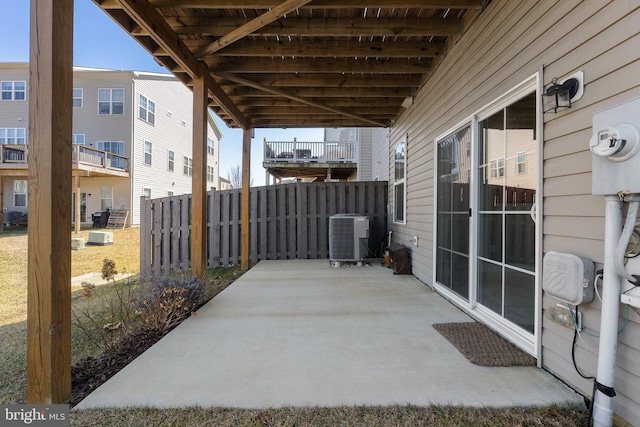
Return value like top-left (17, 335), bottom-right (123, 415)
top-left (591, 96), bottom-right (640, 195)
top-left (543, 251), bottom-right (594, 305)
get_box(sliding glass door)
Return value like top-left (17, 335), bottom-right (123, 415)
top-left (435, 85), bottom-right (538, 341)
top-left (477, 92), bottom-right (537, 333)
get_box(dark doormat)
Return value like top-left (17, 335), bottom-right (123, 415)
top-left (432, 322), bottom-right (536, 367)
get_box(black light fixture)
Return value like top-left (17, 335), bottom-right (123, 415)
top-left (543, 77), bottom-right (580, 113)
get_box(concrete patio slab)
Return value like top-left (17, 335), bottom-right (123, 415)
top-left (76, 259), bottom-right (583, 409)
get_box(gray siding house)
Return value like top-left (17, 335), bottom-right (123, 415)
top-left (387, 1), bottom-right (640, 424)
top-left (0, 63), bottom-right (221, 226)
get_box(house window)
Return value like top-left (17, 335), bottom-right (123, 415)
top-left (167, 190), bottom-right (174, 197)
top-left (139, 94), bottom-right (155, 125)
top-left (168, 150), bottom-right (175, 172)
top-left (393, 141), bottom-right (406, 223)
top-left (0, 128), bottom-right (26, 144)
top-left (207, 165), bottom-right (215, 182)
top-left (97, 141), bottom-right (125, 169)
top-left (207, 137), bottom-right (215, 155)
top-left (73, 88), bottom-right (83, 107)
top-left (517, 152), bottom-right (527, 174)
top-left (72, 134), bottom-right (85, 145)
top-left (98, 88), bottom-right (124, 115)
top-left (14, 180), bottom-right (27, 207)
top-left (490, 157), bottom-right (505, 178)
top-left (183, 156), bottom-right (192, 176)
top-left (144, 140), bottom-right (152, 165)
top-left (1, 81), bottom-right (26, 100)
top-left (142, 187), bottom-right (151, 199)
top-left (100, 186), bottom-right (113, 211)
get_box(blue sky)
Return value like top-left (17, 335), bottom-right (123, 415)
top-left (0, 0), bottom-right (324, 186)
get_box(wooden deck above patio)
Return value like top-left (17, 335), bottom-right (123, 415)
top-left (0, 144), bottom-right (129, 177)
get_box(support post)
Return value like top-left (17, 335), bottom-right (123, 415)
top-left (74, 175), bottom-right (80, 234)
top-left (191, 64), bottom-right (208, 278)
top-left (241, 126), bottom-right (252, 270)
top-left (0, 176), bottom-right (4, 232)
top-left (27, 0), bottom-right (73, 404)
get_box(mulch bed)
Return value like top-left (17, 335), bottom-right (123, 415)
top-left (432, 322), bottom-right (536, 367)
top-left (71, 329), bottom-right (164, 407)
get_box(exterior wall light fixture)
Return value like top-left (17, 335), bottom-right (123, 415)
top-left (542, 71), bottom-right (584, 114)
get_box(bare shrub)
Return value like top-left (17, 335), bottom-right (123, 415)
top-left (135, 276), bottom-right (206, 334)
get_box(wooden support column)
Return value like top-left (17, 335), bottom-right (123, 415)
top-left (74, 175), bottom-right (80, 234)
top-left (241, 125), bottom-right (251, 271)
top-left (191, 65), bottom-right (208, 278)
top-left (27, 0), bottom-right (73, 404)
top-left (0, 176), bottom-right (4, 232)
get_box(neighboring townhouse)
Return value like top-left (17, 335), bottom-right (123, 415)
top-left (0, 63), bottom-right (221, 226)
top-left (263, 127), bottom-right (382, 183)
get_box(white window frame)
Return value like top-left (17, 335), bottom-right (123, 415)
top-left (0, 128), bottom-right (26, 145)
top-left (207, 137), bottom-right (215, 155)
top-left (73, 88), bottom-right (83, 108)
top-left (168, 149), bottom-right (175, 172)
top-left (144, 140), bottom-right (152, 166)
top-left (139, 93), bottom-right (155, 125)
top-left (14, 180), bottom-right (27, 207)
top-left (142, 187), bottom-right (152, 199)
top-left (207, 165), bottom-right (215, 182)
top-left (167, 190), bottom-right (174, 197)
top-left (393, 140), bottom-right (406, 224)
top-left (72, 134), bottom-right (85, 145)
top-left (100, 186), bottom-right (113, 211)
top-left (183, 156), bottom-right (193, 176)
top-left (516, 151), bottom-right (527, 174)
top-left (98, 88), bottom-right (124, 115)
top-left (1, 81), bottom-right (26, 101)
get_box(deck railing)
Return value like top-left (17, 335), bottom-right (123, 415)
top-left (264, 139), bottom-right (357, 163)
top-left (1, 144), bottom-right (129, 173)
top-left (140, 181), bottom-right (388, 278)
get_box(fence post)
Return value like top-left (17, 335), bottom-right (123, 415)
top-left (140, 195), bottom-right (152, 279)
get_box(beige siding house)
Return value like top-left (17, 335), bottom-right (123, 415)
top-left (386, 1), bottom-right (640, 424)
top-left (0, 63), bottom-right (221, 226)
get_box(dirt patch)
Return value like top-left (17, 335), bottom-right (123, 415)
top-left (71, 329), bottom-right (164, 407)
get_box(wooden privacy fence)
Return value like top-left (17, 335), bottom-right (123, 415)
top-left (140, 181), bottom-right (388, 278)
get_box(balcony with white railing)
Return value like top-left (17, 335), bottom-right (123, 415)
top-left (0, 144), bottom-right (129, 177)
top-left (263, 139), bottom-right (358, 181)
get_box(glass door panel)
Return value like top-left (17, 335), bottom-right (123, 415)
top-left (477, 92), bottom-right (537, 333)
top-left (436, 124), bottom-right (471, 301)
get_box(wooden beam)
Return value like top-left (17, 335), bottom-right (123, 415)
top-left (27, 0), bottom-right (73, 404)
top-left (147, 0), bottom-right (483, 9)
top-left (205, 57), bottom-right (433, 74)
top-left (187, 38), bottom-right (445, 58)
top-left (216, 72), bottom-right (387, 127)
top-left (191, 65), bottom-right (208, 278)
top-left (204, 73), bottom-right (247, 129)
top-left (168, 16), bottom-right (461, 37)
top-left (241, 125), bottom-right (251, 271)
top-left (216, 73), bottom-right (422, 88)
top-left (195, 0), bottom-right (313, 58)
top-left (225, 86), bottom-right (411, 98)
top-left (74, 175), bottom-right (80, 234)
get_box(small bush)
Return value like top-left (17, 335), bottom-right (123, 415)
top-left (135, 276), bottom-right (206, 334)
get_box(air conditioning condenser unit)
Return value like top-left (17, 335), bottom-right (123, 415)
top-left (87, 231), bottom-right (114, 246)
top-left (329, 214), bottom-right (369, 261)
